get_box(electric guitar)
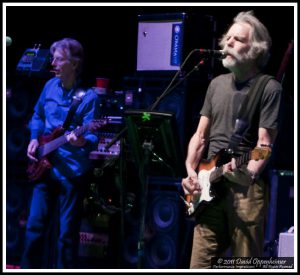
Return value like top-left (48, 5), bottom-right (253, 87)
top-left (27, 119), bottom-right (107, 182)
top-left (183, 146), bottom-right (271, 217)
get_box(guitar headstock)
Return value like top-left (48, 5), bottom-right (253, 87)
top-left (251, 146), bottom-right (272, 161)
top-left (89, 118), bottom-right (108, 131)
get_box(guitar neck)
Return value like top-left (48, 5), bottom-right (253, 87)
top-left (209, 150), bottom-right (251, 183)
top-left (235, 151), bottom-right (251, 167)
top-left (37, 135), bottom-right (68, 159)
top-left (37, 124), bottom-right (89, 159)
top-left (73, 124), bottom-right (88, 137)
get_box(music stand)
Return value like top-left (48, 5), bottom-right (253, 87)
top-left (124, 109), bottom-right (184, 268)
top-left (124, 109), bottom-right (184, 178)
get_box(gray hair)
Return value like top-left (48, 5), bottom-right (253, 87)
top-left (219, 11), bottom-right (272, 69)
top-left (50, 38), bottom-right (84, 75)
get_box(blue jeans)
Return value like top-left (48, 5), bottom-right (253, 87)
top-left (21, 174), bottom-right (87, 268)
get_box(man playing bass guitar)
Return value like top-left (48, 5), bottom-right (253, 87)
top-left (181, 11), bottom-right (282, 268)
top-left (21, 38), bottom-right (101, 268)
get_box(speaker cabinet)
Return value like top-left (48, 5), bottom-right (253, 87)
top-left (6, 179), bottom-right (31, 266)
top-left (6, 76), bottom-right (51, 266)
top-left (123, 177), bottom-right (184, 268)
top-left (122, 76), bottom-right (187, 153)
top-left (6, 77), bottom-right (46, 162)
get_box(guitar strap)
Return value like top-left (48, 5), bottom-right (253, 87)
top-left (228, 74), bottom-right (274, 152)
top-left (62, 88), bottom-right (86, 131)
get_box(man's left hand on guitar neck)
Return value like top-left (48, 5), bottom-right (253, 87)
top-left (67, 132), bottom-right (87, 147)
top-left (223, 158), bottom-right (258, 185)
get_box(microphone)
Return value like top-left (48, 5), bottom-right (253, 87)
top-left (6, 36), bottom-right (12, 47)
top-left (198, 49), bottom-right (226, 59)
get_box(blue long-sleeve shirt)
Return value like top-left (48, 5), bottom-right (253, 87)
top-left (29, 77), bottom-right (100, 179)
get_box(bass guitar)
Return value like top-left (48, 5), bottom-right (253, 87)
top-left (27, 119), bottom-right (107, 182)
top-left (183, 146), bottom-right (271, 217)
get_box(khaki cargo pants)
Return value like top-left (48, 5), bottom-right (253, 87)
top-left (189, 178), bottom-right (268, 269)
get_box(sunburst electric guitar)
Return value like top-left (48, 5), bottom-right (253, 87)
top-left (27, 119), bottom-right (107, 182)
top-left (183, 146), bottom-right (271, 217)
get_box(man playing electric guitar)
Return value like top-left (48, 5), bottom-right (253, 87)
top-left (21, 38), bottom-right (101, 269)
top-left (183, 146), bottom-right (272, 217)
top-left (181, 11), bottom-right (282, 268)
top-left (27, 119), bottom-right (107, 182)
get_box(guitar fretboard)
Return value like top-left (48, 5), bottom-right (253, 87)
top-left (37, 124), bottom-right (89, 159)
top-left (235, 151), bottom-right (251, 167)
top-left (209, 150), bottom-right (251, 183)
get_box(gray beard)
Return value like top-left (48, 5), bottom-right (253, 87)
top-left (222, 55), bottom-right (253, 72)
top-left (222, 58), bottom-right (239, 72)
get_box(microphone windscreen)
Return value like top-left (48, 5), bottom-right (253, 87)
top-left (6, 36), bottom-right (12, 47)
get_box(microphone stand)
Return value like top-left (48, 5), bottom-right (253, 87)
top-left (104, 50), bottom-right (201, 152)
top-left (104, 127), bottom-right (127, 151)
top-left (150, 60), bottom-right (205, 111)
top-left (135, 58), bottom-right (207, 268)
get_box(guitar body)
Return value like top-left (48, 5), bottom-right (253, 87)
top-left (27, 127), bottom-right (64, 182)
top-left (184, 146), bottom-right (271, 217)
top-left (27, 120), bottom-right (107, 182)
top-left (27, 157), bottom-right (52, 182)
top-left (185, 152), bottom-right (226, 216)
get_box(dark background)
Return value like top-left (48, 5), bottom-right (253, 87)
top-left (6, 5), bottom-right (294, 85)
top-left (5, 4), bottom-right (295, 269)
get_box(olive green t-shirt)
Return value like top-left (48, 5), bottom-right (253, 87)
top-left (200, 73), bottom-right (282, 159)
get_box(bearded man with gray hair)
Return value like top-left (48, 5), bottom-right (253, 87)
top-left (182, 11), bottom-right (282, 268)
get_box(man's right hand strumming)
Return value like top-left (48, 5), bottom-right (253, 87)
top-left (27, 139), bottom-right (39, 162)
top-left (181, 173), bottom-right (202, 195)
